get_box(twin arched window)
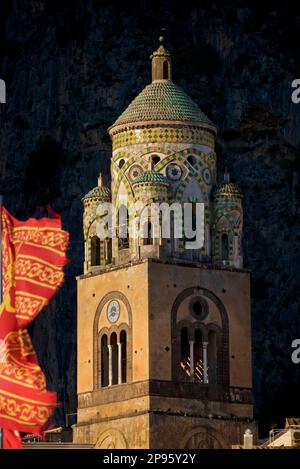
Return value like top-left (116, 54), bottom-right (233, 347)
top-left (100, 330), bottom-right (127, 387)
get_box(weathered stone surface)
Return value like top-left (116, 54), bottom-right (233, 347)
top-left (0, 0), bottom-right (299, 435)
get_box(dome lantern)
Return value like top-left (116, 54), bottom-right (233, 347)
top-left (151, 36), bottom-right (172, 82)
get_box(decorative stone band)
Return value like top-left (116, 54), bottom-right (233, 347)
top-left (112, 147), bottom-right (217, 175)
top-left (133, 183), bottom-right (169, 194)
top-left (83, 196), bottom-right (111, 208)
top-left (214, 196), bottom-right (242, 208)
top-left (109, 121), bottom-right (216, 151)
top-left (77, 381), bottom-right (253, 408)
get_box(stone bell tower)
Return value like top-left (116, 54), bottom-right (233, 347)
top-left (73, 38), bottom-right (256, 449)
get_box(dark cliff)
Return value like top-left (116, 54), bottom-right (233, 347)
top-left (0, 0), bottom-right (300, 435)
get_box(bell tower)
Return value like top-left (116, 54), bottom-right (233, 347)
top-left (74, 39), bottom-right (256, 449)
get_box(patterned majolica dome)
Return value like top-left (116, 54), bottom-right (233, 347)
top-left (213, 170), bottom-right (242, 199)
top-left (133, 171), bottom-right (169, 185)
top-left (82, 174), bottom-right (111, 202)
top-left (132, 171), bottom-right (170, 202)
top-left (111, 81), bottom-right (212, 128)
top-left (109, 39), bottom-right (215, 136)
top-left (213, 181), bottom-right (243, 199)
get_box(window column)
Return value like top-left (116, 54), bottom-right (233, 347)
top-left (189, 340), bottom-right (194, 382)
top-left (202, 341), bottom-right (208, 384)
top-left (117, 341), bottom-right (122, 384)
top-left (108, 343), bottom-right (112, 386)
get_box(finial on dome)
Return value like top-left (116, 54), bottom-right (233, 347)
top-left (98, 172), bottom-right (104, 187)
top-left (224, 167), bottom-right (230, 183)
top-left (151, 33), bottom-right (172, 82)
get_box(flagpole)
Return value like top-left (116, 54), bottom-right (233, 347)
top-left (0, 194), bottom-right (3, 449)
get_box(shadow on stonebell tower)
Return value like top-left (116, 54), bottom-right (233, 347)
top-left (73, 36), bottom-right (257, 449)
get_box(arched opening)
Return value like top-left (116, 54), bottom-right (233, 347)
top-left (101, 335), bottom-right (109, 387)
top-left (105, 238), bottom-right (112, 264)
top-left (151, 154), bottom-right (161, 169)
top-left (194, 329), bottom-right (203, 383)
top-left (120, 330), bottom-right (127, 383)
top-left (163, 60), bottom-right (169, 80)
top-left (208, 330), bottom-right (218, 384)
top-left (187, 155), bottom-right (197, 167)
top-left (93, 292), bottom-right (133, 389)
top-left (91, 236), bottom-right (100, 266)
top-left (111, 333), bottom-right (118, 385)
top-left (221, 233), bottom-right (229, 261)
top-left (180, 328), bottom-right (190, 382)
top-left (171, 287), bottom-right (229, 387)
top-left (118, 159), bottom-right (125, 169)
top-left (118, 204), bottom-right (129, 249)
top-left (143, 221), bottom-right (153, 245)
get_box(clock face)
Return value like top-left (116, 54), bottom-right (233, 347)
top-left (167, 163), bottom-right (182, 181)
top-left (107, 300), bottom-right (120, 323)
top-left (202, 167), bottom-right (212, 185)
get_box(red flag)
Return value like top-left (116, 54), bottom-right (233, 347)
top-left (3, 429), bottom-right (22, 449)
top-left (0, 207), bottom-right (69, 447)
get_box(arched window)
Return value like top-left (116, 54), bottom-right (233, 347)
top-left (221, 233), bottom-right (229, 261)
top-left (120, 330), bottom-right (127, 383)
top-left (101, 335), bottom-right (109, 387)
top-left (187, 155), bottom-right (197, 167)
top-left (208, 330), bottom-right (218, 384)
top-left (111, 332), bottom-right (118, 385)
top-left (151, 154), bottom-right (161, 169)
top-left (173, 289), bottom-right (229, 387)
top-left (143, 221), bottom-right (153, 245)
top-left (118, 204), bottom-right (129, 249)
top-left (105, 238), bottom-right (112, 263)
top-left (180, 328), bottom-right (190, 382)
top-left (163, 60), bottom-right (169, 80)
top-left (194, 329), bottom-right (203, 383)
top-left (91, 236), bottom-right (100, 266)
top-left (118, 159), bottom-right (125, 169)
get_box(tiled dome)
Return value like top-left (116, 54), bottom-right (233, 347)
top-left (111, 81), bottom-right (212, 128)
top-left (133, 171), bottom-right (169, 185)
top-left (214, 182), bottom-right (243, 198)
top-left (82, 185), bottom-right (111, 200)
top-left (82, 174), bottom-right (111, 201)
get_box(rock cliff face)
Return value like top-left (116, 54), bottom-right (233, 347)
top-left (0, 0), bottom-right (299, 435)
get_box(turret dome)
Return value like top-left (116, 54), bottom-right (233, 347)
top-left (82, 173), bottom-right (111, 202)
